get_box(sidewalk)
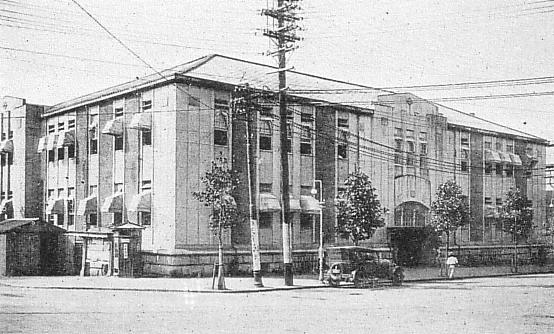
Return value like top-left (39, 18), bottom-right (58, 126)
top-left (1, 264), bottom-right (553, 293)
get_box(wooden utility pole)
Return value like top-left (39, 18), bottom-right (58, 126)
top-left (262, 0), bottom-right (302, 286)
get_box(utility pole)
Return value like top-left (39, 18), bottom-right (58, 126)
top-left (232, 85), bottom-right (263, 287)
top-left (262, 0), bottom-right (302, 286)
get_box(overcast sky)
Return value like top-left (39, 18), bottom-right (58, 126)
top-left (2, 0), bottom-right (554, 159)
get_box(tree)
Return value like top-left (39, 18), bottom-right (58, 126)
top-left (335, 170), bottom-right (385, 246)
top-left (192, 157), bottom-right (240, 290)
top-left (430, 180), bottom-right (470, 255)
top-left (501, 187), bottom-right (533, 272)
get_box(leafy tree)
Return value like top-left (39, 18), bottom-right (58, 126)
top-left (192, 157), bottom-right (240, 290)
top-left (335, 170), bottom-right (385, 246)
top-left (500, 187), bottom-right (533, 272)
top-left (430, 180), bottom-right (470, 255)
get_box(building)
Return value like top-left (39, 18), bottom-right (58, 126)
top-left (9, 54), bottom-right (551, 275)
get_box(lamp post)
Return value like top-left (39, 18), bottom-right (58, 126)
top-left (311, 180), bottom-right (324, 282)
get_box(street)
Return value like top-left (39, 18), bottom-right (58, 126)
top-left (1, 274), bottom-right (553, 334)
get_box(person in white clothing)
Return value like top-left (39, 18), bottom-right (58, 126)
top-left (446, 252), bottom-right (458, 279)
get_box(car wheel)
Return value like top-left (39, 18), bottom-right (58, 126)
top-left (353, 271), bottom-right (367, 288)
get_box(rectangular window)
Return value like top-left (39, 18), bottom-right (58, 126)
top-left (394, 152), bottom-right (403, 165)
top-left (406, 153), bottom-right (415, 166)
top-left (495, 142), bottom-right (502, 151)
top-left (259, 136), bottom-right (272, 151)
top-left (142, 130), bottom-right (152, 146)
top-left (57, 122), bottom-right (65, 132)
top-left (141, 180), bottom-right (152, 190)
top-left (461, 149), bottom-right (469, 159)
top-left (484, 141), bottom-right (492, 149)
top-left (259, 183), bottom-right (272, 193)
top-left (68, 119), bottom-right (76, 130)
top-left (259, 212), bottom-right (272, 228)
top-left (419, 132), bottom-right (427, 142)
top-left (142, 100), bottom-right (152, 111)
top-left (140, 212), bottom-right (151, 226)
top-left (461, 137), bottom-right (469, 146)
top-left (496, 198), bottom-right (503, 206)
top-left (214, 129), bottom-right (228, 146)
top-left (114, 136), bottom-right (123, 151)
top-left (114, 107), bottom-right (124, 118)
top-left (260, 106), bottom-right (273, 118)
top-left (505, 165), bottom-right (514, 177)
top-left (420, 156), bottom-right (428, 169)
top-left (395, 165), bottom-right (403, 177)
top-left (300, 142), bottom-right (312, 155)
top-left (113, 212), bottom-right (123, 226)
top-left (89, 138), bottom-right (98, 155)
top-left (395, 139), bottom-right (403, 152)
top-left (57, 214), bottom-right (64, 226)
top-left (485, 163), bottom-right (492, 175)
top-left (495, 164), bottom-right (503, 176)
top-left (57, 147), bottom-right (65, 160)
top-left (461, 160), bottom-right (469, 172)
top-left (394, 127), bottom-right (403, 137)
top-left (337, 144), bottom-right (347, 159)
top-left (406, 129), bottom-right (414, 139)
top-left (485, 197), bottom-right (492, 205)
top-left (301, 112), bottom-right (313, 123)
top-left (337, 118), bottom-right (348, 128)
top-left (300, 213), bottom-right (312, 230)
top-left (88, 214), bottom-right (98, 226)
top-left (0, 154), bottom-right (5, 166)
top-left (286, 139), bottom-right (292, 153)
top-left (420, 143), bottom-right (427, 155)
top-left (506, 144), bottom-right (513, 153)
top-left (381, 117), bottom-right (388, 126)
top-left (407, 141), bottom-right (415, 153)
top-left (48, 124), bottom-right (55, 134)
top-left (48, 149), bottom-right (56, 162)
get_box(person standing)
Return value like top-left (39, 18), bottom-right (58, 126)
top-left (446, 252), bottom-right (458, 279)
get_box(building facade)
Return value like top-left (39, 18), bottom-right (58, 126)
top-left (5, 54), bottom-right (550, 276)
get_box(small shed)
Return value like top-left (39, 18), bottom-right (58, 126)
top-left (0, 218), bottom-right (66, 276)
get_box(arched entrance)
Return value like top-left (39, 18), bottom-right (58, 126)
top-left (394, 201), bottom-right (429, 227)
top-left (389, 201), bottom-right (430, 267)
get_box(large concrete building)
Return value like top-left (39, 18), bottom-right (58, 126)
top-left (4, 54), bottom-right (550, 275)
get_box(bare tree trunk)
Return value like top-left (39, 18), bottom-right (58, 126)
top-left (217, 221), bottom-right (225, 290)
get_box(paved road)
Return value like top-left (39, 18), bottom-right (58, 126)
top-left (1, 274), bottom-right (553, 333)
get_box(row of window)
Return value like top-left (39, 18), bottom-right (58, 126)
top-left (258, 212), bottom-right (314, 229)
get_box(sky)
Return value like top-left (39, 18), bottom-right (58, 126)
top-left (1, 0), bottom-right (554, 159)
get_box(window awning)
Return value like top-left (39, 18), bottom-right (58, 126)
top-left (484, 205), bottom-right (499, 218)
top-left (101, 118), bottom-right (124, 136)
top-left (259, 193), bottom-right (281, 212)
top-left (300, 195), bottom-right (322, 214)
top-left (0, 199), bottom-right (13, 215)
top-left (77, 195), bottom-right (97, 216)
top-left (89, 118), bottom-right (98, 130)
top-left (46, 133), bottom-right (58, 150)
top-left (289, 198), bottom-right (301, 212)
top-left (56, 130), bottom-right (75, 147)
top-left (484, 149), bottom-right (501, 163)
top-left (509, 153), bottom-right (522, 166)
top-left (128, 112), bottom-right (152, 130)
top-left (101, 192), bottom-right (123, 213)
top-left (128, 190), bottom-right (151, 212)
top-left (37, 136), bottom-right (48, 153)
top-left (498, 151), bottom-right (511, 164)
top-left (46, 198), bottom-right (65, 215)
top-left (0, 139), bottom-right (13, 154)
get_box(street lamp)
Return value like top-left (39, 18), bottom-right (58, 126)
top-left (311, 180), bottom-right (324, 282)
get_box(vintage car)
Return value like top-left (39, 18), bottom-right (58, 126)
top-left (324, 246), bottom-right (404, 287)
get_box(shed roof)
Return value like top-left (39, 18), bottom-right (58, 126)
top-left (0, 218), bottom-right (64, 234)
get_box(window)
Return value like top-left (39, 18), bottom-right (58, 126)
top-left (89, 137), bottom-right (98, 155)
top-left (484, 141), bottom-right (492, 149)
top-left (89, 185), bottom-right (98, 196)
top-left (420, 143), bottom-right (427, 155)
top-left (142, 130), bottom-right (152, 146)
top-left (88, 214), bottom-right (98, 226)
top-left (0, 154), bottom-right (5, 166)
top-left (381, 117), bottom-right (388, 126)
top-left (214, 110), bottom-right (228, 146)
top-left (140, 212), bottom-right (151, 226)
top-left (495, 164), bottom-right (503, 176)
top-left (461, 161), bottom-right (469, 172)
top-left (300, 142), bottom-right (312, 155)
top-left (394, 127), bottom-right (403, 137)
top-left (420, 156), bottom-right (428, 169)
top-left (48, 124), bottom-right (55, 134)
top-left (300, 125), bottom-right (312, 155)
top-left (495, 142), bottom-right (502, 151)
top-left (337, 144), bottom-right (347, 159)
top-left (496, 198), bottom-right (503, 206)
top-left (57, 147), bottom-right (65, 160)
top-left (48, 149), bottom-right (56, 162)
top-left (214, 130), bottom-right (228, 146)
top-left (485, 197), bottom-right (492, 205)
top-left (259, 121), bottom-right (272, 151)
top-left (485, 163), bottom-right (492, 175)
top-left (395, 139), bottom-right (403, 152)
top-left (113, 212), bottom-right (123, 226)
top-left (260, 106), bottom-right (273, 118)
top-left (407, 141), bottom-right (415, 153)
top-left (0, 133), bottom-right (5, 141)
top-left (114, 136), bottom-right (123, 151)
top-left (506, 144), bottom-right (513, 153)
top-left (461, 149), bottom-right (469, 159)
top-left (301, 112), bottom-right (313, 123)
top-left (406, 129), bottom-right (414, 139)
top-left (142, 100), bottom-right (152, 111)
top-left (394, 152), bottom-right (403, 165)
top-left (57, 214), bottom-right (64, 226)
top-left (114, 183), bottom-right (124, 193)
top-left (68, 187), bottom-right (75, 226)
top-left (461, 137), bottom-right (469, 146)
top-left (406, 153), bottom-right (415, 166)
top-left (141, 180), bottom-right (152, 190)
top-left (259, 212), bottom-right (272, 228)
top-left (115, 107), bottom-right (124, 118)
top-left (300, 213), bottom-right (312, 230)
top-left (395, 165), bottom-right (403, 176)
top-left (419, 132), bottom-right (427, 142)
top-left (68, 119), bottom-right (76, 130)
top-left (259, 183), bottom-right (272, 193)
top-left (337, 118), bottom-right (348, 128)
top-left (505, 165), bottom-right (513, 177)
top-left (57, 122), bottom-right (65, 132)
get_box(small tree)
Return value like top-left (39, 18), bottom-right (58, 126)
top-left (192, 157), bottom-right (240, 290)
top-left (335, 170), bottom-right (385, 246)
top-left (430, 180), bottom-right (470, 255)
top-left (501, 188), bottom-right (533, 272)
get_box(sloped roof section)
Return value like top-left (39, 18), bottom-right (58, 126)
top-left (436, 103), bottom-right (545, 141)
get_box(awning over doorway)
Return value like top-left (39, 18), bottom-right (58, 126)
top-left (259, 193), bottom-right (281, 212)
top-left (101, 118), bottom-right (124, 136)
top-left (300, 195), bottom-right (321, 214)
top-left (46, 198), bottom-right (65, 215)
top-left (128, 112), bottom-right (152, 130)
top-left (128, 190), bottom-right (151, 212)
top-left (0, 199), bottom-right (13, 215)
top-left (0, 139), bottom-right (13, 154)
top-left (77, 195), bottom-right (97, 216)
top-left (101, 192), bottom-right (123, 213)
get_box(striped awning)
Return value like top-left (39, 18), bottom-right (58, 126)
top-left (300, 195), bottom-right (322, 214)
top-left (46, 198), bottom-right (65, 215)
top-left (37, 136), bottom-right (48, 153)
top-left (509, 153), bottom-right (522, 166)
top-left (128, 190), bottom-right (151, 212)
top-left (259, 193), bottom-right (281, 212)
top-left (76, 195), bottom-right (97, 216)
top-left (484, 149), bottom-right (501, 163)
top-left (0, 139), bottom-right (13, 154)
top-left (56, 130), bottom-right (75, 147)
top-left (101, 118), bottom-right (124, 136)
top-left (101, 192), bottom-right (123, 213)
top-left (128, 112), bottom-right (152, 130)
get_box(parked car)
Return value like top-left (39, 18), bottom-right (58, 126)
top-left (324, 246), bottom-right (404, 287)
